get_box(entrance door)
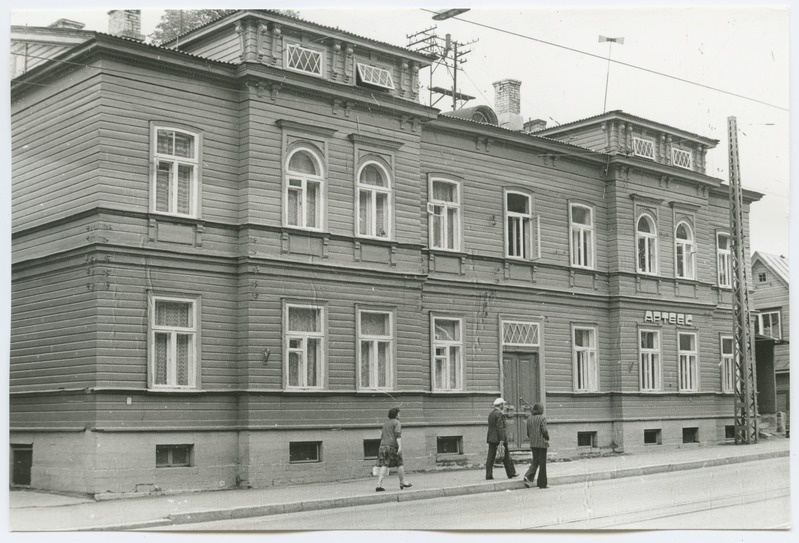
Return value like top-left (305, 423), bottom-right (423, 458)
top-left (502, 353), bottom-right (540, 449)
top-left (12, 445), bottom-right (32, 486)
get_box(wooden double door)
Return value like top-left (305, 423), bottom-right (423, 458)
top-left (502, 352), bottom-right (540, 449)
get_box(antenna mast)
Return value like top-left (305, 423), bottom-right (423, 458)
top-left (407, 27), bottom-right (477, 110)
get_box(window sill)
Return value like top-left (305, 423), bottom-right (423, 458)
top-left (149, 211), bottom-right (201, 223)
top-left (147, 387), bottom-right (202, 393)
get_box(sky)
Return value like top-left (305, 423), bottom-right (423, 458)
top-left (5, 1), bottom-right (792, 261)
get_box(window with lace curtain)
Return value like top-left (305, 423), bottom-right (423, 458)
top-left (285, 304), bottom-right (325, 389)
top-left (152, 127), bottom-right (199, 218)
top-left (285, 147), bottom-right (324, 230)
top-left (357, 161), bottom-right (392, 239)
top-left (432, 317), bottom-right (463, 392)
top-left (357, 309), bottom-right (394, 390)
top-left (149, 295), bottom-right (198, 389)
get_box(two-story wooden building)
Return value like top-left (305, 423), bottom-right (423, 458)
top-left (10, 9), bottom-right (762, 496)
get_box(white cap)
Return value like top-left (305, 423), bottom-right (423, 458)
top-left (493, 398), bottom-right (506, 406)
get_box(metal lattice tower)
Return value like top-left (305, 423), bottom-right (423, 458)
top-left (407, 27), bottom-right (477, 110)
top-left (727, 116), bottom-right (758, 444)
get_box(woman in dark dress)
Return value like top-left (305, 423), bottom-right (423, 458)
top-left (376, 406), bottom-right (412, 491)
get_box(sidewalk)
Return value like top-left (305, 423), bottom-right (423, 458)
top-left (9, 437), bottom-right (790, 531)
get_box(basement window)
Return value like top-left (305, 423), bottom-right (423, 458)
top-left (643, 429), bottom-right (662, 445)
top-left (682, 427), bottom-right (699, 443)
top-left (725, 425), bottom-right (736, 440)
top-left (577, 431), bottom-right (597, 448)
top-left (290, 441), bottom-right (322, 463)
top-left (436, 436), bottom-right (463, 454)
top-left (363, 439), bottom-right (380, 460)
top-left (356, 63), bottom-right (395, 90)
top-left (156, 444), bottom-right (193, 467)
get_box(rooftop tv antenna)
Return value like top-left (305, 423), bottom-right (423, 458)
top-left (407, 27), bottom-right (477, 110)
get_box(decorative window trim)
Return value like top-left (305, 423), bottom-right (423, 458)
top-left (356, 62), bottom-right (395, 89)
top-left (150, 124), bottom-right (201, 219)
top-left (284, 42), bottom-right (325, 77)
top-left (720, 335), bottom-right (735, 394)
top-left (356, 307), bottom-right (395, 391)
top-left (636, 213), bottom-right (658, 275)
top-left (148, 293), bottom-right (201, 391)
top-left (633, 137), bottom-right (656, 160)
top-left (569, 202), bottom-right (595, 269)
top-left (639, 328), bottom-right (661, 392)
top-left (677, 332), bottom-right (699, 392)
top-left (671, 148), bottom-right (693, 170)
top-left (675, 220), bottom-right (696, 280)
top-left (572, 324), bottom-right (599, 392)
top-left (283, 144), bottom-right (326, 232)
top-left (431, 316), bottom-right (464, 392)
top-left (501, 319), bottom-right (540, 348)
top-left (356, 159), bottom-right (393, 240)
top-left (428, 177), bottom-right (462, 252)
top-left (504, 190), bottom-right (534, 260)
top-left (716, 232), bottom-right (732, 288)
top-left (283, 301), bottom-right (327, 390)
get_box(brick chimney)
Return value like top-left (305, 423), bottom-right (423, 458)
top-left (493, 79), bottom-right (523, 131)
top-left (108, 10), bottom-right (144, 41)
top-left (523, 119), bottom-right (547, 133)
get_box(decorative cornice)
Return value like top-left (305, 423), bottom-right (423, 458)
top-left (348, 133), bottom-right (404, 151)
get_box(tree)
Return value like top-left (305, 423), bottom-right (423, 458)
top-left (149, 9), bottom-right (300, 45)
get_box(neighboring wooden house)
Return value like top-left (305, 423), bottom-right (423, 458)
top-left (751, 252), bottom-right (790, 434)
top-left (10, 9), bottom-right (763, 496)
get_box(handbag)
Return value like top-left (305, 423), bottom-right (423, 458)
top-left (372, 465), bottom-right (379, 477)
top-left (494, 441), bottom-right (506, 463)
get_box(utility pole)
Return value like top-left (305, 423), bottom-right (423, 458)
top-left (407, 28), bottom-right (477, 110)
top-left (727, 116), bottom-right (758, 444)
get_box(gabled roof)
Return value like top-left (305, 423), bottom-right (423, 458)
top-left (752, 251), bottom-right (789, 286)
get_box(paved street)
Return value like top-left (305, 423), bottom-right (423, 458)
top-left (147, 457), bottom-right (789, 531)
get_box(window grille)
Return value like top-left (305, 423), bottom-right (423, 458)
top-left (633, 137), bottom-right (655, 159)
top-left (671, 148), bottom-right (693, 169)
top-left (356, 63), bottom-right (395, 89)
top-left (286, 44), bottom-right (323, 76)
top-left (502, 321), bottom-right (539, 347)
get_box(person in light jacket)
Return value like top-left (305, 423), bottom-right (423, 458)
top-left (523, 402), bottom-right (549, 489)
top-left (485, 398), bottom-right (518, 480)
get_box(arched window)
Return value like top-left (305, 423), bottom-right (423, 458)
top-left (636, 214), bottom-right (658, 274)
top-left (357, 161), bottom-right (392, 239)
top-left (285, 147), bottom-right (324, 230)
top-left (675, 221), bottom-right (695, 279)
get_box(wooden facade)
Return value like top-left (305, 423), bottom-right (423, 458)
top-left (11, 10), bottom-right (763, 496)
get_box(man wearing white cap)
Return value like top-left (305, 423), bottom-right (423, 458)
top-left (485, 397), bottom-right (518, 480)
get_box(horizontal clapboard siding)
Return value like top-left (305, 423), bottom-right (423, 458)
top-left (10, 394), bottom-right (96, 428)
top-left (181, 29), bottom-right (242, 63)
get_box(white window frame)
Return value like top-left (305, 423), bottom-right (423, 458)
top-left (356, 63), bottom-right (395, 89)
top-left (633, 137), bottom-right (655, 160)
top-left (428, 178), bottom-right (462, 251)
top-left (569, 203), bottom-right (595, 269)
top-left (149, 294), bottom-right (199, 390)
top-left (671, 148), bottom-right (693, 170)
top-left (151, 126), bottom-right (200, 218)
top-left (678, 332), bottom-right (698, 392)
top-left (431, 317), bottom-right (464, 392)
top-left (284, 303), bottom-right (326, 390)
top-left (755, 310), bottom-right (782, 340)
top-left (357, 309), bottom-right (394, 391)
top-left (356, 161), bottom-right (392, 240)
top-left (284, 42), bottom-right (325, 77)
top-left (716, 232), bottom-right (731, 288)
top-left (720, 335), bottom-right (735, 394)
top-left (675, 221), bottom-right (696, 280)
top-left (504, 190), bottom-right (533, 260)
top-left (284, 146), bottom-right (325, 231)
top-left (639, 329), bottom-right (661, 392)
top-left (501, 320), bottom-right (540, 348)
top-left (573, 325), bottom-right (598, 392)
top-left (636, 214), bottom-right (658, 275)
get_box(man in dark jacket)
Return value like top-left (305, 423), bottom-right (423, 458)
top-left (485, 397), bottom-right (518, 480)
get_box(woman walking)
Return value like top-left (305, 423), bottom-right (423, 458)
top-left (523, 402), bottom-right (549, 489)
top-left (375, 406), bottom-right (412, 491)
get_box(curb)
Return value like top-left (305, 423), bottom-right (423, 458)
top-left (92, 448), bottom-right (789, 530)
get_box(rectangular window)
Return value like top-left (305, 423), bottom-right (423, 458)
top-left (682, 427), bottom-right (699, 444)
top-left (356, 63), bottom-right (395, 89)
top-left (432, 317), bottom-right (463, 391)
top-left (720, 336), bottom-right (735, 393)
top-left (644, 429), bottom-right (662, 445)
top-left (156, 445), bottom-right (193, 467)
top-left (717, 233), bottom-right (731, 287)
top-left (152, 127), bottom-right (199, 217)
top-left (758, 272), bottom-right (767, 283)
top-left (678, 333), bottom-right (698, 392)
top-left (639, 330), bottom-right (661, 391)
top-left (289, 441), bottom-right (322, 463)
top-left (505, 191), bottom-right (533, 259)
top-left (633, 137), bottom-right (655, 159)
top-left (569, 203), bottom-right (594, 269)
top-left (502, 320), bottom-right (539, 347)
top-left (725, 425), bottom-right (736, 440)
top-left (671, 148), bottom-right (693, 169)
top-left (285, 304), bottom-right (325, 389)
top-left (363, 439), bottom-right (381, 460)
top-left (577, 432), bottom-right (597, 448)
top-left (358, 309), bottom-right (393, 390)
top-left (285, 43), bottom-right (324, 76)
top-left (149, 295), bottom-right (198, 389)
top-left (573, 326), bottom-right (598, 392)
top-left (755, 311), bottom-right (781, 339)
top-left (436, 436), bottom-right (463, 454)
top-left (429, 178), bottom-right (461, 251)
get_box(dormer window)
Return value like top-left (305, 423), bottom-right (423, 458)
top-left (356, 63), bottom-right (395, 90)
top-left (671, 148), bottom-right (693, 170)
top-left (286, 43), bottom-right (324, 77)
top-left (633, 137), bottom-right (655, 160)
